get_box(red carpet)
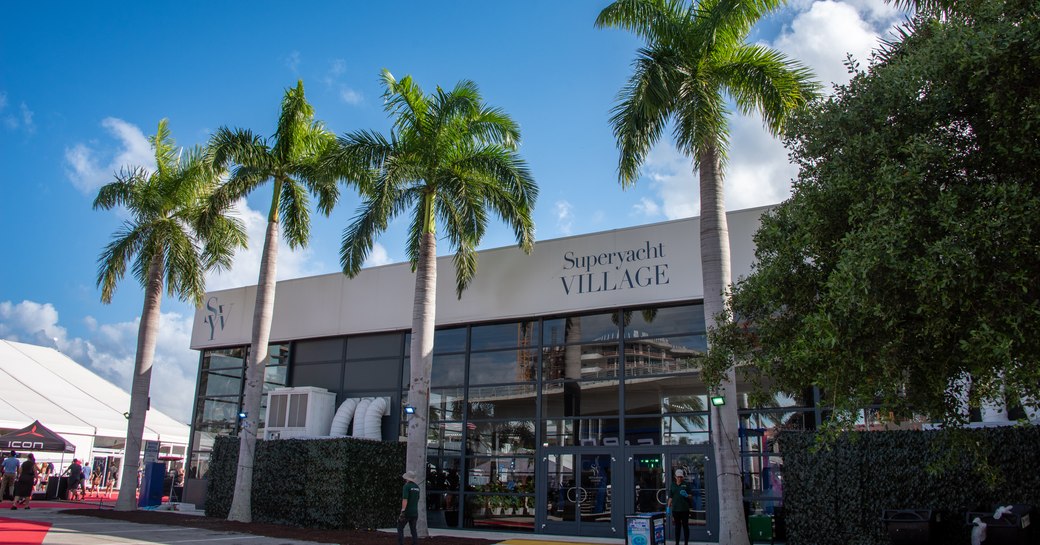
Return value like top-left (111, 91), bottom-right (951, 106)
top-left (0, 516), bottom-right (51, 545)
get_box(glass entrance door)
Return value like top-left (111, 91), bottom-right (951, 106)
top-left (627, 449), bottom-right (717, 542)
top-left (542, 449), bottom-right (618, 537)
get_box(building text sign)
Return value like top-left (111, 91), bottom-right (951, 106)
top-left (560, 240), bottom-right (669, 295)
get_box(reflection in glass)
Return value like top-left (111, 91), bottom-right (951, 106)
top-left (542, 344), bottom-right (620, 381)
top-left (432, 354), bottom-right (465, 387)
top-left (202, 369), bottom-right (242, 397)
top-left (434, 327), bottom-right (467, 354)
top-left (469, 349), bottom-right (537, 385)
top-left (466, 421), bottom-right (536, 456)
top-left (542, 313), bottom-right (618, 346)
top-left (623, 334), bottom-right (706, 376)
top-left (671, 452), bottom-right (709, 525)
top-left (542, 380), bottom-right (620, 418)
top-left (471, 321), bottom-right (538, 351)
top-left (542, 418), bottom-right (620, 447)
top-left (632, 453), bottom-right (667, 513)
top-left (203, 347), bottom-right (246, 370)
top-left (625, 375), bottom-right (707, 414)
top-left (264, 365), bottom-right (288, 388)
top-left (428, 388), bottom-right (465, 421)
top-left (624, 304), bottom-right (705, 337)
top-left (467, 385), bottom-right (537, 420)
top-left (426, 422), bottom-right (464, 455)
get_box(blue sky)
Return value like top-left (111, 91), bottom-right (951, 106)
top-left (0, 1), bottom-right (907, 423)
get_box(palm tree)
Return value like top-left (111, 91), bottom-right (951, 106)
top-left (94, 119), bottom-right (246, 511)
top-left (596, 1), bottom-right (817, 542)
top-left (332, 69), bottom-right (537, 535)
top-left (209, 80), bottom-right (340, 523)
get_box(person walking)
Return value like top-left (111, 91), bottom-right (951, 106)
top-left (668, 469), bottom-right (693, 545)
top-left (397, 471), bottom-right (420, 545)
top-left (12, 453), bottom-right (39, 509)
top-left (1, 451), bottom-right (19, 503)
top-left (63, 459), bottom-right (83, 501)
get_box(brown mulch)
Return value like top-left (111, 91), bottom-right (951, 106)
top-left (59, 509), bottom-right (500, 545)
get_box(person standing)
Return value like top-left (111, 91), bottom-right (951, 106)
top-left (63, 459), bottom-right (83, 501)
top-left (2, 451), bottom-right (19, 503)
top-left (80, 462), bottom-right (92, 497)
top-left (397, 471), bottom-right (420, 545)
top-left (12, 453), bottom-right (39, 509)
top-left (668, 469), bottom-right (693, 545)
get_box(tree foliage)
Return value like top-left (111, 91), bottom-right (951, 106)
top-left (706, 0), bottom-right (1040, 425)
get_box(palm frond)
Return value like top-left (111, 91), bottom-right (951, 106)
top-left (208, 127), bottom-right (270, 171)
top-left (279, 177), bottom-right (311, 248)
top-left (717, 43), bottom-right (819, 136)
top-left (96, 222), bottom-right (147, 303)
top-left (610, 46), bottom-right (681, 186)
top-left (272, 80), bottom-right (317, 164)
top-left (93, 168), bottom-right (147, 211)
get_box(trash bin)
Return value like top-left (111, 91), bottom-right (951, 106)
top-left (882, 509), bottom-right (937, 545)
top-left (749, 513), bottom-right (773, 544)
top-left (625, 512), bottom-right (667, 545)
top-left (966, 505), bottom-right (1034, 545)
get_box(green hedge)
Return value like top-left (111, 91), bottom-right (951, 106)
top-left (205, 435), bottom-right (406, 529)
top-left (778, 426), bottom-right (1040, 545)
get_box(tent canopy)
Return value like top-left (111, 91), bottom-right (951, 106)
top-left (0, 420), bottom-right (76, 453)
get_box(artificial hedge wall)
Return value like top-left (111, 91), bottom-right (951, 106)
top-left (778, 426), bottom-right (1040, 545)
top-left (205, 435), bottom-right (405, 529)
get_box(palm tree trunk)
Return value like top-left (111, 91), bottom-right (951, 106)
top-left (227, 198), bottom-right (281, 523)
top-left (115, 255), bottom-right (164, 511)
top-left (699, 145), bottom-right (749, 545)
top-left (408, 230), bottom-right (437, 537)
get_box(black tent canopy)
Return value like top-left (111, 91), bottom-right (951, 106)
top-left (0, 420), bottom-right (76, 453)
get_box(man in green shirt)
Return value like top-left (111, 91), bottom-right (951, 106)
top-left (398, 471), bottom-right (420, 545)
top-left (668, 469), bottom-right (692, 545)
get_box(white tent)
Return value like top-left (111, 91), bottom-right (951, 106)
top-left (0, 340), bottom-right (189, 464)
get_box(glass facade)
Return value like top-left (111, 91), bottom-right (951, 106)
top-left (189, 302), bottom-right (821, 538)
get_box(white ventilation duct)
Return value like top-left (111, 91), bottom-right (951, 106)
top-left (329, 398), bottom-right (360, 437)
top-left (352, 398), bottom-right (373, 439)
top-left (363, 397), bottom-right (389, 440)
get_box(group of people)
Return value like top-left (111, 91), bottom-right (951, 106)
top-left (1, 452), bottom-right (120, 508)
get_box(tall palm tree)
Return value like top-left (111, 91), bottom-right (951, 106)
top-left (332, 69), bottom-right (537, 535)
top-left (596, 1), bottom-right (817, 542)
top-left (94, 119), bottom-right (246, 511)
top-left (209, 80), bottom-right (340, 523)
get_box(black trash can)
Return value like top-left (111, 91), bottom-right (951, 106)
top-left (882, 509), bottom-right (937, 545)
top-left (966, 505), bottom-right (1034, 545)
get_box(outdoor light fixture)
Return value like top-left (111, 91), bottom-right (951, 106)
top-left (238, 411), bottom-right (248, 419)
top-left (403, 405), bottom-right (416, 415)
top-left (710, 395), bottom-right (726, 407)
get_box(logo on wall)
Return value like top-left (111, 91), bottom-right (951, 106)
top-left (203, 297), bottom-right (233, 340)
top-left (560, 240), bottom-right (670, 295)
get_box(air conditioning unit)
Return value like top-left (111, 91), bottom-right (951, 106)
top-left (263, 386), bottom-right (336, 440)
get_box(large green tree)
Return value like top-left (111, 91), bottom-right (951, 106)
top-left (706, 0), bottom-right (1040, 426)
top-left (209, 81), bottom-right (340, 522)
top-left (331, 69), bottom-right (537, 536)
top-left (94, 119), bottom-right (246, 511)
top-left (596, 0), bottom-right (816, 542)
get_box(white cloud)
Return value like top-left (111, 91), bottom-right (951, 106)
top-left (637, 144), bottom-right (697, 220)
top-left (363, 242), bottom-right (393, 267)
top-left (285, 50), bottom-right (301, 72)
top-left (19, 102), bottom-right (34, 133)
top-left (773, 1), bottom-right (894, 88)
top-left (633, 197), bottom-right (661, 217)
top-left (555, 200), bottom-right (574, 236)
top-left (0, 300), bottom-right (197, 424)
top-left (65, 117), bottom-right (155, 194)
top-left (339, 86), bottom-right (363, 105)
top-left (204, 199), bottom-right (331, 291)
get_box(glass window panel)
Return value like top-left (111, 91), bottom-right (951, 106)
top-left (432, 354), bottom-right (465, 387)
top-left (660, 416), bottom-right (710, 445)
top-left (427, 422), bottom-right (464, 455)
top-left (434, 327), bottom-right (467, 354)
top-left (195, 398), bottom-right (239, 432)
top-left (467, 385), bottom-right (537, 420)
top-left (623, 304), bottom-right (705, 337)
top-left (268, 343), bottom-right (290, 365)
top-left (741, 454), bottom-right (784, 497)
top-left (625, 376), bottom-right (708, 414)
top-left (264, 365), bottom-right (288, 387)
top-left (346, 333), bottom-right (403, 360)
top-left (469, 349), bottom-right (537, 385)
top-left (294, 338), bottom-right (344, 363)
top-left (542, 418), bottom-right (620, 447)
top-left (427, 388), bottom-right (466, 421)
top-left (623, 334), bottom-right (707, 376)
top-left (291, 362), bottom-right (342, 392)
top-left (201, 369), bottom-right (242, 397)
top-left (189, 451), bottom-right (211, 479)
top-left (541, 312), bottom-right (619, 346)
top-left (737, 389), bottom-right (813, 409)
top-left (542, 343), bottom-right (620, 381)
top-left (470, 321), bottom-right (538, 352)
top-left (466, 421), bottom-right (536, 456)
top-left (344, 358), bottom-right (401, 391)
top-left (542, 379), bottom-right (619, 417)
top-left (203, 347), bottom-right (246, 370)
top-left (426, 457), bottom-right (462, 492)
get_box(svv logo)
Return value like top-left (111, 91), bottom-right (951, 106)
top-left (203, 297), bottom-right (232, 340)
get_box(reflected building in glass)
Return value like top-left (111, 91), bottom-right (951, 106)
top-left (185, 206), bottom-right (819, 540)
